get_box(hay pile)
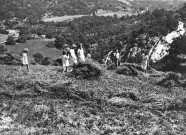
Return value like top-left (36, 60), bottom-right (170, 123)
top-left (70, 61), bottom-right (103, 80)
top-left (157, 72), bottom-right (186, 87)
top-left (0, 53), bottom-right (21, 65)
top-left (116, 63), bottom-right (144, 76)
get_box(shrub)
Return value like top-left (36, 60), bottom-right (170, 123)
top-left (0, 45), bottom-right (7, 54)
top-left (6, 36), bottom-right (16, 45)
top-left (42, 57), bottom-right (52, 65)
top-left (46, 32), bottom-right (53, 39)
top-left (0, 28), bottom-right (8, 34)
top-left (17, 35), bottom-right (27, 43)
top-left (26, 35), bottom-right (34, 40)
top-left (54, 35), bottom-right (66, 49)
top-left (33, 52), bottom-right (44, 64)
top-left (46, 41), bottom-right (55, 48)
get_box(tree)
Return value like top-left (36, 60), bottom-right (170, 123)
top-left (6, 36), bottom-right (16, 45)
top-left (54, 35), bottom-right (66, 49)
top-left (17, 35), bottom-right (27, 43)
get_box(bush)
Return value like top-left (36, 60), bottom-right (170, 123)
top-left (0, 28), bottom-right (8, 34)
top-left (42, 57), bottom-right (52, 65)
top-left (46, 41), bottom-right (55, 48)
top-left (0, 45), bottom-right (7, 54)
top-left (26, 35), bottom-right (34, 40)
top-left (6, 36), bottom-right (16, 45)
top-left (17, 35), bottom-right (27, 43)
top-left (33, 52), bottom-right (44, 64)
top-left (54, 35), bottom-right (66, 49)
top-left (46, 32), bottom-right (53, 39)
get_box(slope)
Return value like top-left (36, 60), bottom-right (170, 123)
top-left (0, 63), bottom-right (185, 134)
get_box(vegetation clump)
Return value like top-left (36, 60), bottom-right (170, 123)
top-left (70, 61), bottom-right (103, 80)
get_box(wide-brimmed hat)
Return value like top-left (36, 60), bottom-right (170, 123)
top-left (23, 48), bottom-right (28, 52)
top-left (63, 44), bottom-right (69, 48)
top-left (66, 47), bottom-right (70, 51)
top-left (72, 44), bottom-right (77, 47)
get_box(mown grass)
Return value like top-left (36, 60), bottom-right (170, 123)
top-left (0, 64), bottom-right (186, 135)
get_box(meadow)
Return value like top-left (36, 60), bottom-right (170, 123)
top-left (0, 62), bottom-right (186, 135)
top-left (6, 39), bottom-right (61, 58)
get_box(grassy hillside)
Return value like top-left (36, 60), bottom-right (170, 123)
top-left (6, 39), bottom-right (61, 58)
top-left (0, 63), bottom-right (186, 134)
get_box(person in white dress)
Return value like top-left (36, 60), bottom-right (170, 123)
top-left (114, 50), bottom-right (120, 68)
top-left (77, 43), bottom-right (85, 62)
top-left (62, 51), bottom-right (69, 72)
top-left (141, 52), bottom-right (149, 73)
top-left (69, 44), bottom-right (78, 65)
top-left (19, 48), bottom-right (29, 72)
top-left (86, 51), bottom-right (91, 59)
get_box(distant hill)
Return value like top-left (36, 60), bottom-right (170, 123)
top-left (0, 0), bottom-right (185, 23)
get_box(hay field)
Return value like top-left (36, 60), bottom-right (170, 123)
top-left (0, 62), bottom-right (185, 135)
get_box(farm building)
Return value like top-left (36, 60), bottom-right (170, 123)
top-left (6, 29), bottom-right (20, 39)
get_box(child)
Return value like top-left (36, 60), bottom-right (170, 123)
top-left (62, 51), bottom-right (69, 72)
top-left (86, 51), bottom-right (91, 59)
top-left (19, 48), bottom-right (29, 72)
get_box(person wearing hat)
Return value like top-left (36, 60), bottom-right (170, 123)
top-left (61, 50), bottom-right (70, 72)
top-left (69, 44), bottom-right (78, 65)
top-left (19, 48), bottom-right (29, 72)
top-left (77, 43), bottom-right (85, 62)
top-left (141, 52), bottom-right (149, 73)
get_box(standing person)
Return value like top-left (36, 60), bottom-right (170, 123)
top-left (115, 50), bottom-right (120, 68)
top-left (86, 51), bottom-right (91, 59)
top-left (141, 52), bottom-right (149, 73)
top-left (69, 44), bottom-right (78, 65)
top-left (19, 48), bottom-right (29, 72)
top-left (77, 43), bottom-right (85, 62)
top-left (61, 51), bottom-right (69, 72)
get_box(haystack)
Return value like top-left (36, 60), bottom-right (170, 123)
top-left (116, 63), bottom-right (144, 76)
top-left (70, 60), bottom-right (103, 80)
top-left (157, 72), bottom-right (186, 87)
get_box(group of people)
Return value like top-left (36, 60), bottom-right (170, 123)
top-left (105, 50), bottom-right (121, 68)
top-left (105, 50), bottom-right (149, 73)
top-left (19, 43), bottom-right (91, 73)
top-left (19, 45), bottom-right (149, 74)
top-left (62, 43), bottom-right (90, 72)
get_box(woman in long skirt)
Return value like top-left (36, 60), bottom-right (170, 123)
top-left (62, 51), bottom-right (69, 72)
top-left (77, 43), bottom-right (85, 62)
top-left (141, 53), bottom-right (149, 73)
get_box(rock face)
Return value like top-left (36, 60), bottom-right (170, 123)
top-left (150, 21), bottom-right (186, 62)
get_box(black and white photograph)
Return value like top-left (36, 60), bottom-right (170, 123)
top-left (0, 0), bottom-right (186, 134)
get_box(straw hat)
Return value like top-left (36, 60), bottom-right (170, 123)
top-left (63, 44), bottom-right (69, 48)
top-left (23, 48), bottom-right (28, 52)
top-left (66, 47), bottom-right (70, 51)
top-left (72, 44), bottom-right (77, 47)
